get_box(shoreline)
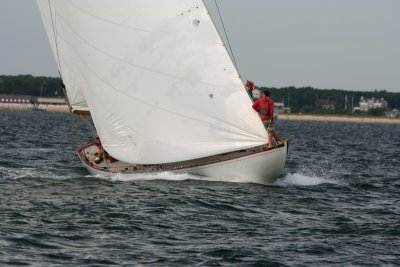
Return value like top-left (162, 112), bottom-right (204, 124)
top-left (0, 104), bottom-right (69, 113)
top-left (278, 114), bottom-right (400, 124)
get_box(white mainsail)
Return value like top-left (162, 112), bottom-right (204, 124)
top-left (37, 0), bottom-right (268, 164)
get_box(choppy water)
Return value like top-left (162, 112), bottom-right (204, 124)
top-left (1, 110), bottom-right (399, 266)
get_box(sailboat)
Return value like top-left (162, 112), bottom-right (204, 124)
top-left (36, 0), bottom-right (288, 185)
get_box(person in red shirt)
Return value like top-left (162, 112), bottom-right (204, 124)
top-left (252, 90), bottom-right (284, 149)
top-left (245, 80), bottom-right (255, 100)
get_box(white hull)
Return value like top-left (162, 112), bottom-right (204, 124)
top-left (183, 145), bottom-right (287, 184)
top-left (79, 142), bottom-right (288, 185)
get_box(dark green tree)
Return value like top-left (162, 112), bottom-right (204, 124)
top-left (0, 75), bottom-right (64, 97)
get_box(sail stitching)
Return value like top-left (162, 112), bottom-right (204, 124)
top-left (64, 0), bottom-right (153, 34)
top-left (49, 31), bottom-right (178, 141)
top-left (54, 9), bottom-right (230, 89)
top-left (54, 29), bottom-right (258, 141)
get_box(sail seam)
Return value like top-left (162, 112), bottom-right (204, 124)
top-left (54, 29), bottom-right (260, 141)
top-left (54, 9), bottom-right (231, 89)
top-left (64, 0), bottom-right (153, 34)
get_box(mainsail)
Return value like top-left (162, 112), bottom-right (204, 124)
top-left (36, 0), bottom-right (268, 164)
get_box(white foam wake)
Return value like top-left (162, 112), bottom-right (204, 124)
top-left (275, 173), bottom-right (342, 186)
top-left (94, 171), bottom-right (204, 183)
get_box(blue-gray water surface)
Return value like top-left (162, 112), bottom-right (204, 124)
top-left (1, 110), bottom-right (399, 266)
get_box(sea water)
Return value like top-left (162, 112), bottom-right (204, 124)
top-left (0, 110), bottom-right (399, 265)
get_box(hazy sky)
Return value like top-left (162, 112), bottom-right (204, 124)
top-left (1, 0), bottom-right (399, 92)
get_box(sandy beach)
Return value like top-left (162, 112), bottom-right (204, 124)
top-left (279, 114), bottom-right (400, 124)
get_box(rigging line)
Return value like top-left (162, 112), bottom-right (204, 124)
top-left (81, 116), bottom-right (96, 135)
top-left (78, 117), bottom-right (96, 150)
top-left (47, 0), bottom-right (63, 80)
top-left (214, 0), bottom-right (239, 71)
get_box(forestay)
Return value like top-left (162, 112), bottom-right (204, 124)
top-left (36, 0), bottom-right (268, 164)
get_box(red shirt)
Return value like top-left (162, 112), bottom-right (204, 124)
top-left (245, 80), bottom-right (255, 90)
top-left (252, 96), bottom-right (274, 122)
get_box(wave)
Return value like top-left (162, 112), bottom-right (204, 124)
top-left (0, 166), bottom-right (82, 180)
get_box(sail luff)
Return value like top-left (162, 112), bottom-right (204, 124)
top-left (36, 0), bottom-right (89, 113)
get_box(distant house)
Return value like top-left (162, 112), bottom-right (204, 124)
top-left (357, 97), bottom-right (388, 112)
top-left (0, 94), bottom-right (35, 111)
top-left (316, 98), bottom-right (336, 110)
top-left (0, 94), bottom-right (34, 104)
top-left (0, 94), bottom-right (68, 112)
top-left (274, 102), bottom-right (291, 114)
top-left (274, 102), bottom-right (284, 114)
top-left (385, 109), bottom-right (400, 118)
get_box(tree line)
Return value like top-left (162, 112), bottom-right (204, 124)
top-left (0, 75), bottom-right (64, 97)
top-left (1, 75), bottom-right (399, 114)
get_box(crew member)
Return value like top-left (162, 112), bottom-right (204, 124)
top-left (245, 80), bottom-right (255, 100)
top-left (252, 90), bottom-right (284, 149)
